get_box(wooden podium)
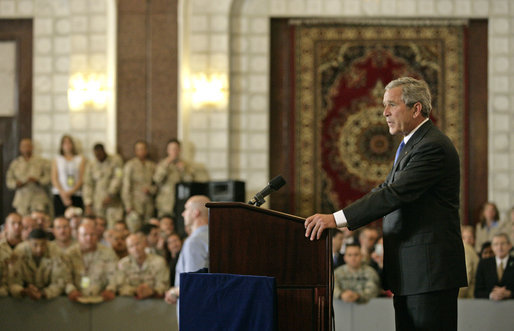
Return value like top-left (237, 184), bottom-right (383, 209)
top-left (206, 202), bottom-right (333, 331)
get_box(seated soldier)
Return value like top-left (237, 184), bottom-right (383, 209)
top-left (65, 221), bottom-right (117, 301)
top-left (0, 213), bottom-right (27, 289)
top-left (31, 210), bottom-right (51, 231)
top-left (475, 233), bottom-right (514, 300)
top-left (0, 213), bottom-right (23, 251)
top-left (158, 217), bottom-right (174, 252)
top-left (31, 210), bottom-right (54, 240)
top-left (52, 217), bottom-right (75, 253)
top-left (0, 214), bottom-right (22, 296)
top-left (8, 229), bottom-right (66, 299)
top-left (95, 216), bottom-right (109, 247)
top-left (139, 223), bottom-right (164, 257)
top-left (64, 206), bottom-right (83, 240)
top-left (160, 215), bottom-right (176, 237)
top-left (113, 220), bottom-right (130, 238)
top-left (0, 252), bottom-right (7, 296)
top-left (107, 229), bottom-right (128, 260)
top-left (21, 215), bottom-right (37, 241)
top-left (117, 233), bottom-right (168, 299)
top-left (334, 243), bottom-right (380, 304)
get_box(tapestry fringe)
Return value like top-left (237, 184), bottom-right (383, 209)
top-left (289, 18), bottom-right (468, 27)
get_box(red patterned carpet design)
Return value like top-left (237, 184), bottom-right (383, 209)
top-left (294, 24), bottom-right (465, 218)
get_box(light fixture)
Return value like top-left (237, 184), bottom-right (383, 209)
top-left (68, 73), bottom-right (109, 111)
top-left (190, 73), bottom-right (228, 108)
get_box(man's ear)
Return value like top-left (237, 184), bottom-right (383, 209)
top-left (412, 102), bottom-right (423, 118)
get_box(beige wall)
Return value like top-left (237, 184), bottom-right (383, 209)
top-left (0, 0), bottom-right (115, 159)
top-left (0, 0), bottom-right (512, 215)
top-left (180, 0), bottom-right (514, 214)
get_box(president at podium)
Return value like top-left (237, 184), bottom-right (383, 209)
top-left (305, 77), bottom-right (467, 331)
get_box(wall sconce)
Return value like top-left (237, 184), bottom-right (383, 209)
top-left (68, 73), bottom-right (109, 111)
top-left (190, 73), bottom-right (228, 108)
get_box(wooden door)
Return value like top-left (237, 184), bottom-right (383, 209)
top-left (0, 19), bottom-right (33, 221)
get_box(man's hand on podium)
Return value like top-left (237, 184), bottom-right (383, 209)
top-left (304, 213), bottom-right (337, 241)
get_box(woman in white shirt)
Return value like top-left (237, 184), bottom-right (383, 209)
top-left (51, 135), bottom-right (86, 216)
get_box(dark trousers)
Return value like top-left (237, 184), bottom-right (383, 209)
top-left (393, 288), bottom-right (459, 331)
top-left (53, 194), bottom-right (84, 217)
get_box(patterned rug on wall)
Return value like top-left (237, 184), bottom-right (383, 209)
top-left (293, 23), bottom-right (466, 218)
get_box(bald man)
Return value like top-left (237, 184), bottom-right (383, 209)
top-left (65, 221), bottom-right (117, 301)
top-left (165, 195), bottom-right (210, 305)
top-left (117, 233), bottom-right (168, 299)
top-left (6, 138), bottom-right (52, 216)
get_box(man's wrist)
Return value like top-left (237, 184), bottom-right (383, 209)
top-left (333, 210), bottom-right (348, 228)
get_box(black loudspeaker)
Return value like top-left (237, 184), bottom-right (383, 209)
top-left (174, 182), bottom-right (209, 237)
top-left (208, 180), bottom-right (246, 202)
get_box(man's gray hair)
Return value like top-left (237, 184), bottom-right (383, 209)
top-left (385, 77), bottom-right (432, 117)
top-left (493, 232), bottom-right (511, 245)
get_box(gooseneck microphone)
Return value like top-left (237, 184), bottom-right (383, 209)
top-left (248, 175), bottom-right (286, 207)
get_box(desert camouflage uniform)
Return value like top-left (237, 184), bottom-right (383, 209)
top-left (121, 158), bottom-right (156, 232)
top-left (0, 240), bottom-right (14, 296)
top-left (117, 253), bottom-right (169, 296)
top-left (153, 159), bottom-right (209, 217)
top-left (334, 263), bottom-right (380, 303)
top-left (65, 244), bottom-right (118, 296)
top-left (8, 241), bottom-right (67, 299)
top-left (83, 154), bottom-right (124, 228)
top-left (6, 156), bottom-right (52, 216)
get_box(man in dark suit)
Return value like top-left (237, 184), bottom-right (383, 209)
top-left (305, 77), bottom-right (467, 330)
top-left (475, 233), bottom-right (514, 300)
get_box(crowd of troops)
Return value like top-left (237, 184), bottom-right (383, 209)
top-left (0, 212), bottom-right (178, 301)
top-left (1, 136), bottom-right (208, 301)
top-left (6, 137), bottom-right (208, 227)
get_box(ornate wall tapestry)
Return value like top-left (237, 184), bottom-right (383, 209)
top-left (294, 23), bottom-right (466, 218)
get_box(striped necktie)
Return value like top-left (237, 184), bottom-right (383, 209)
top-left (394, 140), bottom-right (406, 165)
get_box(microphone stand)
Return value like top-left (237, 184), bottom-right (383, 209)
top-left (248, 192), bottom-right (266, 207)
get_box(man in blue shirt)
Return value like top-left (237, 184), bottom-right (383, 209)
top-left (164, 195), bottom-right (210, 308)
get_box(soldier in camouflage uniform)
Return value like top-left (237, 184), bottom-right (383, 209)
top-left (8, 229), bottom-right (67, 299)
top-left (1, 214), bottom-right (23, 295)
top-left (65, 221), bottom-right (117, 301)
top-left (334, 244), bottom-right (380, 304)
top-left (83, 144), bottom-right (124, 229)
top-left (121, 140), bottom-right (156, 232)
top-left (21, 215), bottom-right (37, 241)
top-left (117, 233), bottom-right (169, 298)
top-left (0, 213), bottom-right (23, 251)
top-left (0, 243), bottom-right (8, 296)
top-left (6, 139), bottom-right (52, 216)
top-left (153, 139), bottom-right (209, 217)
top-left (52, 217), bottom-right (75, 253)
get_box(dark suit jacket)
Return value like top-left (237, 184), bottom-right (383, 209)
top-left (474, 256), bottom-right (514, 299)
top-left (343, 121), bottom-right (467, 296)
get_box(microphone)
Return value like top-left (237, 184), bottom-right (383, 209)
top-left (248, 175), bottom-right (286, 207)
